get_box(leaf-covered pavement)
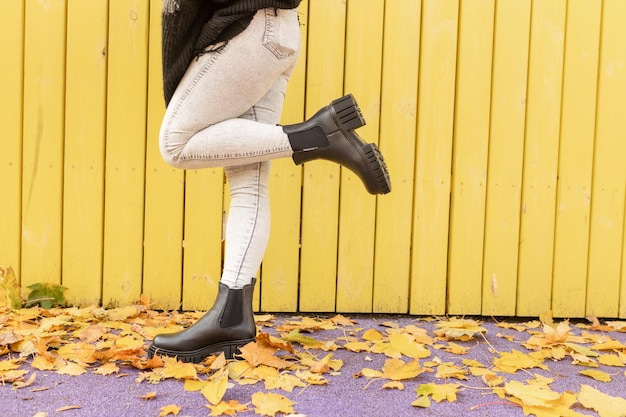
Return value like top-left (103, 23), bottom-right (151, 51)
top-left (1, 303), bottom-right (626, 417)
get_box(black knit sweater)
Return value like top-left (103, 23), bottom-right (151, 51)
top-left (162, 0), bottom-right (302, 105)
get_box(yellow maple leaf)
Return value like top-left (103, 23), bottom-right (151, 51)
top-left (481, 373), bottom-right (505, 387)
top-left (93, 362), bottom-right (119, 376)
top-left (184, 379), bottom-right (208, 392)
top-left (382, 358), bottom-right (425, 381)
top-left (578, 384), bottom-right (626, 417)
top-left (388, 333), bottom-right (431, 359)
top-left (362, 329), bottom-right (384, 341)
top-left (434, 318), bottom-right (486, 341)
top-left (359, 368), bottom-right (384, 379)
top-left (295, 370), bottom-right (328, 385)
top-left (238, 340), bottom-right (291, 369)
top-left (382, 381), bottom-right (405, 390)
top-left (202, 369), bottom-right (229, 405)
top-left (416, 382), bottom-right (461, 403)
top-left (330, 314), bottom-right (357, 327)
top-left (343, 341), bottom-right (372, 352)
top-left (57, 362), bottom-right (87, 376)
top-left (503, 380), bottom-right (561, 407)
top-left (0, 267), bottom-right (22, 308)
top-left (493, 349), bottom-right (548, 374)
top-left (435, 363), bottom-right (468, 380)
top-left (161, 357), bottom-right (198, 380)
top-left (593, 339), bottom-right (626, 351)
top-left (543, 321), bottom-right (571, 344)
top-left (158, 404), bottom-right (182, 416)
top-left (31, 356), bottom-right (57, 371)
top-left (264, 373), bottom-right (306, 392)
top-left (599, 354), bottom-right (625, 367)
top-left (579, 369), bottom-right (612, 382)
top-left (251, 392), bottom-right (296, 417)
top-left (519, 391), bottom-right (587, 417)
top-left (207, 400), bottom-right (250, 416)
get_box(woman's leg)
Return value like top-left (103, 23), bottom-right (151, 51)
top-left (159, 8), bottom-right (299, 169)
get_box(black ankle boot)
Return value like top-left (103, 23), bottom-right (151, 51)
top-left (147, 279), bottom-right (256, 363)
top-left (283, 94), bottom-right (391, 195)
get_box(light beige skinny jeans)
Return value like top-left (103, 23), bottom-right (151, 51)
top-left (159, 8), bottom-right (300, 288)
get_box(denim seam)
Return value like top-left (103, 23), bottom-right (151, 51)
top-left (232, 162), bottom-right (262, 287)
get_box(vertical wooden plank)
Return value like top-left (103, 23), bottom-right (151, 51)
top-left (447, 0), bottom-right (494, 315)
top-left (623, 210), bottom-right (626, 319)
top-left (298, 0), bottom-right (346, 312)
top-left (480, 0), bottom-right (530, 316)
top-left (261, 1), bottom-right (309, 312)
top-left (181, 168), bottom-right (224, 311)
top-left (143, 0), bottom-right (185, 310)
top-left (373, 0), bottom-right (420, 313)
top-left (517, 0), bottom-right (566, 317)
top-left (0, 1), bottom-right (24, 277)
top-left (551, 0), bottom-right (601, 318)
top-left (62, 0), bottom-right (108, 306)
top-left (335, 0), bottom-right (384, 313)
top-left (21, 0), bottom-right (66, 288)
top-left (411, 0), bottom-right (458, 315)
top-left (102, 0), bottom-right (149, 307)
top-left (585, 0), bottom-right (626, 318)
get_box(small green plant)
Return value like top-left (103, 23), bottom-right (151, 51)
top-left (24, 282), bottom-right (67, 309)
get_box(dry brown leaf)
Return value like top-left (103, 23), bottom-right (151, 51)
top-left (12, 372), bottom-right (36, 389)
top-left (55, 405), bottom-right (82, 413)
top-left (238, 340), bottom-right (291, 369)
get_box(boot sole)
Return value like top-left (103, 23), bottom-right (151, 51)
top-left (330, 95), bottom-right (392, 194)
top-left (147, 338), bottom-right (254, 363)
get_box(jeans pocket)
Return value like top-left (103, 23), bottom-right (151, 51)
top-left (263, 8), bottom-right (300, 60)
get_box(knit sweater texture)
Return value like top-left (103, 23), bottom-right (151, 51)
top-left (162, 0), bottom-right (302, 105)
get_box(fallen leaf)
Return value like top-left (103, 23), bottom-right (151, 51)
top-left (382, 358), bottom-right (425, 381)
top-left (493, 350), bottom-right (548, 374)
top-left (503, 380), bottom-right (561, 407)
top-left (202, 369), bottom-right (229, 405)
top-left (238, 340), bottom-right (291, 369)
top-left (416, 383), bottom-right (461, 403)
top-left (411, 395), bottom-right (431, 408)
top-left (139, 391), bottom-right (157, 400)
top-left (382, 381), bottom-right (405, 390)
top-left (57, 362), bottom-right (87, 376)
top-left (434, 318), bottom-right (486, 341)
top-left (12, 372), bottom-right (36, 389)
top-left (579, 369), bottom-right (611, 382)
top-left (251, 392), bottom-right (296, 417)
top-left (94, 362), bottom-right (119, 376)
top-left (207, 400), bottom-right (250, 416)
top-left (578, 384), bottom-right (626, 417)
top-left (158, 404), bottom-right (182, 416)
top-left (55, 406), bottom-right (82, 413)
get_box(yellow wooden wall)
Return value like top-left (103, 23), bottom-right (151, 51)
top-left (2, 0), bottom-right (626, 318)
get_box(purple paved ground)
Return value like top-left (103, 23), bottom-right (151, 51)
top-left (2, 315), bottom-right (625, 417)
